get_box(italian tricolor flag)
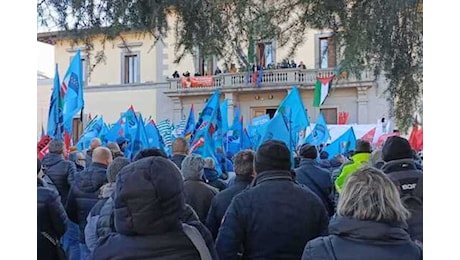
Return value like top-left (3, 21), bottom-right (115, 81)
top-left (313, 75), bottom-right (335, 107)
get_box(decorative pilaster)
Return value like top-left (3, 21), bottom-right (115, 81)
top-left (171, 97), bottom-right (183, 123)
top-left (356, 86), bottom-right (369, 124)
top-left (225, 92), bottom-right (237, 125)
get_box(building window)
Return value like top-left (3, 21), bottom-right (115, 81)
top-left (319, 37), bottom-right (336, 69)
top-left (121, 52), bottom-right (140, 84)
top-left (256, 41), bottom-right (275, 68)
top-left (320, 108), bottom-right (338, 124)
top-left (199, 56), bottom-right (215, 76)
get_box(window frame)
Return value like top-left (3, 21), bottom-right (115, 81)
top-left (120, 51), bottom-right (141, 84)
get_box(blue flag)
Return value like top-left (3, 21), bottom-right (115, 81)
top-left (76, 116), bottom-right (104, 150)
top-left (323, 127), bottom-right (357, 159)
top-left (104, 118), bottom-right (124, 143)
top-left (126, 114), bottom-right (151, 161)
top-left (62, 50), bottom-right (84, 134)
top-left (304, 113), bottom-right (330, 146)
top-left (260, 113), bottom-right (291, 147)
top-left (220, 99), bottom-right (229, 135)
top-left (191, 90), bottom-right (223, 175)
top-left (275, 87), bottom-right (310, 150)
top-left (145, 120), bottom-right (166, 153)
top-left (183, 104), bottom-right (196, 142)
top-left (47, 64), bottom-right (64, 140)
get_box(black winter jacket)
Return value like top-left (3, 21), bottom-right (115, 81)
top-left (37, 178), bottom-right (68, 260)
top-left (41, 153), bottom-right (76, 205)
top-left (216, 170), bottom-right (329, 260)
top-left (65, 162), bottom-right (108, 242)
top-left (206, 175), bottom-right (252, 239)
top-left (302, 216), bottom-right (423, 260)
top-left (295, 158), bottom-right (335, 216)
top-left (91, 157), bottom-right (218, 260)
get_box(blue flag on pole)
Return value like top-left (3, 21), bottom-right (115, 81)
top-left (304, 113), bottom-right (330, 146)
top-left (323, 127), bottom-right (357, 159)
top-left (62, 50), bottom-right (84, 134)
top-left (275, 86), bottom-right (310, 150)
top-left (183, 104), bottom-right (196, 142)
top-left (220, 99), bottom-right (229, 135)
top-left (76, 116), bottom-right (104, 150)
top-left (47, 64), bottom-right (64, 140)
top-left (145, 120), bottom-right (166, 153)
top-left (260, 113), bottom-right (291, 147)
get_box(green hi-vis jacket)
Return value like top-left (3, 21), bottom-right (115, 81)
top-left (335, 153), bottom-right (371, 192)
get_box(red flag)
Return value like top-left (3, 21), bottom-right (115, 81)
top-left (338, 112), bottom-right (350, 124)
top-left (377, 132), bottom-right (401, 148)
top-left (37, 135), bottom-right (51, 160)
top-left (409, 125), bottom-right (423, 151)
top-left (361, 127), bottom-right (376, 143)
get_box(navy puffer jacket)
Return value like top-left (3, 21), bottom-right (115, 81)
top-left (37, 178), bottom-right (68, 260)
top-left (41, 153), bottom-right (76, 205)
top-left (216, 170), bottom-right (329, 259)
top-left (91, 157), bottom-right (218, 260)
top-left (65, 162), bottom-right (108, 242)
top-left (302, 216), bottom-right (422, 260)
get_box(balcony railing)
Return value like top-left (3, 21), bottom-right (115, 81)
top-left (167, 68), bottom-right (374, 92)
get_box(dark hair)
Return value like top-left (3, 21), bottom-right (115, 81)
top-left (356, 139), bottom-right (372, 153)
top-left (133, 148), bottom-right (168, 161)
top-left (319, 151), bottom-right (329, 160)
top-left (233, 150), bottom-right (255, 177)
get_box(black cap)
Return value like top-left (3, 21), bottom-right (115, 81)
top-left (299, 144), bottom-right (318, 159)
top-left (255, 140), bottom-right (291, 173)
top-left (382, 136), bottom-right (413, 162)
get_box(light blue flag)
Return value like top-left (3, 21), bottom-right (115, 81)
top-left (191, 90), bottom-right (223, 175)
top-left (62, 50), bottom-right (84, 134)
top-left (323, 127), bottom-right (357, 159)
top-left (126, 114), bottom-right (150, 161)
top-left (183, 104), bottom-right (196, 142)
top-left (304, 113), bottom-right (330, 146)
top-left (47, 64), bottom-right (64, 140)
top-left (260, 113), bottom-right (291, 147)
top-left (145, 120), bottom-right (166, 153)
top-left (220, 99), bottom-right (229, 135)
top-left (104, 117), bottom-right (124, 143)
top-left (275, 87), bottom-right (310, 151)
top-left (76, 116), bottom-right (104, 150)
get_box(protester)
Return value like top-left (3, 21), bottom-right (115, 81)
top-left (133, 147), bottom-right (168, 161)
top-left (204, 157), bottom-right (227, 191)
top-left (115, 136), bottom-right (128, 153)
top-left (216, 140), bottom-right (329, 259)
top-left (171, 137), bottom-right (189, 169)
top-left (91, 156), bottom-right (218, 259)
top-left (181, 154), bottom-right (218, 224)
top-left (66, 146), bottom-right (112, 259)
top-left (302, 167), bottom-right (422, 259)
top-left (172, 70), bottom-right (180, 78)
top-left (206, 150), bottom-right (255, 239)
top-left (41, 139), bottom-right (79, 260)
top-left (41, 139), bottom-right (77, 205)
top-left (69, 151), bottom-right (86, 172)
top-left (295, 144), bottom-right (335, 217)
top-left (38, 157), bottom-right (69, 260)
top-left (335, 139), bottom-right (372, 192)
top-left (86, 138), bottom-right (102, 166)
top-left (106, 142), bottom-right (124, 159)
top-left (381, 136), bottom-right (423, 242)
top-left (84, 157), bottom-right (130, 252)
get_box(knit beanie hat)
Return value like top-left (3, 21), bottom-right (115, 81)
top-left (181, 154), bottom-right (205, 180)
top-left (107, 157), bottom-right (130, 183)
top-left (255, 140), bottom-right (291, 173)
top-left (382, 136), bottom-right (413, 162)
top-left (299, 144), bottom-right (318, 159)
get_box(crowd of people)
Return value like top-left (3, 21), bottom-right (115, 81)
top-left (170, 59), bottom-right (308, 79)
top-left (38, 135), bottom-right (423, 259)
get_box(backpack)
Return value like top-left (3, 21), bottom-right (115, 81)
top-left (383, 160), bottom-right (423, 242)
top-left (182, 223), bottom-right (213, 260)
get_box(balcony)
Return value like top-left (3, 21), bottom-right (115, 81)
top-left (164, 68), bottom-right (375, 96)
